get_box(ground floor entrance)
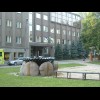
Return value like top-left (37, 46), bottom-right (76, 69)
top-left (29, 42), bottom-right (54, 58)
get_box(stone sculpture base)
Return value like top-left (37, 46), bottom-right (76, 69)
top-left (20, 61), bottom-right (58, 76)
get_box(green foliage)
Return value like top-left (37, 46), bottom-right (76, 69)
top-left (70, 41), bottom-right (78, 59)
top-left (55, 43), bottom-right (63, 60)
top-left (77, 39), bottom-right (84, 58)
top-left (63, 44), bottom-right (69, 60)
top-left (58, 63), bottom-right (86, 68)
top-left (81, 12), bottom-right (100, 54)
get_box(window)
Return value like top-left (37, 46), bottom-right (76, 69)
top-left (17, 12), bottom-right (21, 14)
top-left (50, 12), bottom-right (76, 25)
top-left (50, 28), bottom-right (54, 33)
top-left (29, 25), bottom-right (32, 42)
top-left (58, 14), bottom-right (62, 19)
top-left (68, 30), bottom-right (71, 35)
top-left (0, 19), bottom-right (1, 25)
top-left (43, 26), bottom-right (48, 32)
top-left (29, 12), bottom-right (32, 20)
top-left (68, 40), bottom-right (71, 45)
top-left (29, 19), bottom-right (32, 25)
top-left (6, 36), bottom-right (11, 43)
top-left (56, 29), bottom-right (60, 34)
top-left (44, 48), bottom-right (49, 54)
top-left (43, 15), bottom-right (48, 20)
top-left (68, 21), bottom-right (72, 26)
top-left (63, 30), bottom-right (66, 35)
top-left (16, 22), bottom-right (21, 28)
top-left (62, 16), bottom-right (66, 20)
top-left (36, 13), bottom-right (41, 19)
top-left (57, 39), bottom-right (60, 44)
top-left (49, 37), bottom-right (54, 43)
top-left (16, 37), bottom-right (21, 44)
top-left (43, 37), bottom-right (48, 43)
top-left (62, 12), bottom-right (66, 16)
top-left (62, 19), bottom-right (67, 24)
top-left (57, 18), bottom-right (61, 23)
top-left (29, 12), bottom-right (32, 25)
top-left (73, 32), bottom-right (75, 36)
top-left (29, 31), bottom-right (32, 42)
top-left (62, 39), bottom-right (66, 44)
top-left (51, 17), bottom-right (55, 21)
top-left (77, 32), bottom-right (80, 37)
top-left (36, 36), bottom-right (41, 42)
top-left (51, 12), bottom-right (56, 17)
top-left (7, 20), bottom-right (12, 27)
top-left (57, 12), bottom-right (61, 15)
top-left (68, 13), bottom-right (71, 17)
top-left (72, 32), bottom-right (75, 36)
top-left (36, 25), bottom-right (41, 31)
top-left (72, 15), bottom-right (75, 19)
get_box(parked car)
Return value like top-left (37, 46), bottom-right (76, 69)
top-left (7, 57), bottom-right (32, 65)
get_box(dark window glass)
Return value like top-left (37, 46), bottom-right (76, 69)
top-left (0, 52), bottom-right (2, 56)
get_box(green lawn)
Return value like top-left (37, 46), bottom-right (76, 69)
top-left (58, 63), bottom-right (86, 68)
top-left (0, 67), bottom-right (100, 87)
top-left (88, 61), bottom-right (100, 65)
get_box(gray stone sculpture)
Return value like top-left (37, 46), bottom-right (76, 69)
top-left (39, 62), bottom-right (54, 76)
top-left (20, 61), bottom-right (39, 76)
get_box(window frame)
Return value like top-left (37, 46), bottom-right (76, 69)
top-left (36, 13), bottom-right (41, 19)
top-left (36, 25), bottom-right (41, 31)
top-left (43, 15), bottom-right (48, 20)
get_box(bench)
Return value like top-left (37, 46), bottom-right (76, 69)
top-left (54, 70), bottom-right (100, 80)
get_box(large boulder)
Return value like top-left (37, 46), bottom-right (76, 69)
top-left (39, 62), bottom-right (53, 76)
top-left (19, 61), bottom-right (26, 76)
top-left (20, 61), bottom-right (39, 76)
top-left (29, 61), bottom-right (39, 76)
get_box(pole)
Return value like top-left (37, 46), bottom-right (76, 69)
top-left (25, 19), bottom-right (29, 57)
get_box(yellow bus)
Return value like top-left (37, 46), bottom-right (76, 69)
top-left (0, 49), bottom-right (4, 64)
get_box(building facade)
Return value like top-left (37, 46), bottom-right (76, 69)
top-left (0, 12), bottom-right (81, 60)
top-left (0, 12), bottom-right (29, 60)
top-left (28, 12), bottom-right (81, 57)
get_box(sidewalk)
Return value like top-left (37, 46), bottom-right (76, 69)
top-left (56, 58), bottom-right (90, 64)
top-left (56, 59), bottom-right (100, 80)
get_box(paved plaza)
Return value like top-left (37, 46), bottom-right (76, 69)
top-left (57, 59), bottom-right (100, 80)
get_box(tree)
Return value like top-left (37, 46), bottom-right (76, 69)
top-left (81, 12), bottom-right (100, 56)
top-left (77, 38), bottom-right (84, 58)
top-left (63, 44), bottom-right (69, 60)
top-left (70, 41), bottom-right (78, 59)
top-left (55, 43), bottom-right (63, 60)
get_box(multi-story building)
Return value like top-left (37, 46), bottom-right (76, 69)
top-left (0, 12), bottom-right (81, 60)
top-left (0, 12), bottom-right (29, 60)
top-left (29, 12), bottom-right (81, 57)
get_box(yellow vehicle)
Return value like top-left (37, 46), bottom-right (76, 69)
top-left (0, 49), bottom-right (4, 64)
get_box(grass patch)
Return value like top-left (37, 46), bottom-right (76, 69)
top-left (58, 63), bottom-right (86, 69)
top-left (88, 61), bottom-right (100, 65)
top-left (1, 67), bottom-right (100, 87)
